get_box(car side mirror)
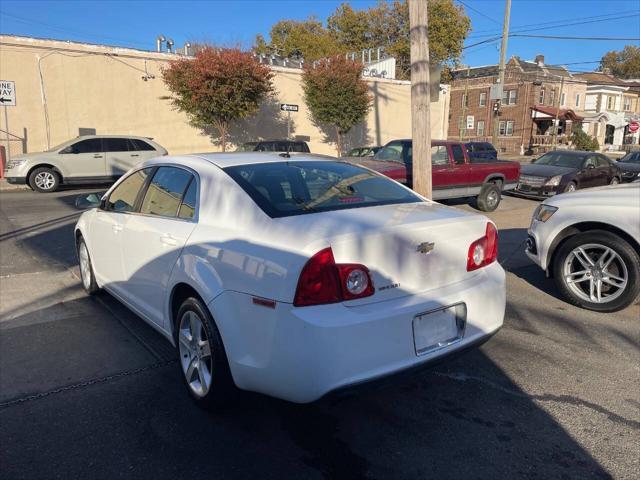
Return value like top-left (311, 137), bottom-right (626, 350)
top-left (60, 146), bottom-right (74, 154)
top-left (75, 193), bottom-right (103, 210)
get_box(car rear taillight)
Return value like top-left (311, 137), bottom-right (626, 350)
top-left (467, 223), bottom-right (498, 271)
top-left (294, 247), bottom-right (374, 307)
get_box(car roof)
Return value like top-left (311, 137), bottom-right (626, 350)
top-left (72, 135), bottom-right (154, 140)
top-left (180, 152), bottom-right (336, 168)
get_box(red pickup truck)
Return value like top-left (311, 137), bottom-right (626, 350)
top-left (349, 139), bottom-right (521, 211)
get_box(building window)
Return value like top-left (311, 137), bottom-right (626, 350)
top-left (461, 93), bottom-right (468, 108)
top-left (560, 92), bottom-right (566, 106)
top-left (502, 89), bottom-right (517, 105)
top-left (479, 92), bottom-right (487, 106)
top-left (539, 88), bottom-right (545, 104)
top-left (477, 120), bottom-right (485, 136)
top-left (607, 95), bottom-right (614, 110)
top-left (623, 97), bottom-right (631, 111)
top-left (458, 116), bottom-right (466, 135)
top-left (549, 90), bottom-right (555, 106)
top-left (575, 94), bottom-right (581, 108)
top-left (499, 120), bottom-right (514, 136)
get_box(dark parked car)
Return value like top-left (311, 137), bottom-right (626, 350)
top-left (349, 139), bottom-right (520, 211)
top-left (237, 140), bottom-right (310, 153)
top-left (515, 150), bottom-right (621, 198)
top-left (617, 151), bottom-right (640, 182)
top-left (465, 142), bottom-right (498, 162)
top-left (346, 146), bottom-right (381, 157)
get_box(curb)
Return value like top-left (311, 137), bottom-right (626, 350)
top-left (0, 179), bottom-right (30, 191)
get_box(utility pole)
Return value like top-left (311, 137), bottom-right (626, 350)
top-left (409, 0), bottom-right (432, 199)
top-left (552, 76), bottom-right (565, 149)
top-left (492, 0), bottom-right (512, 146)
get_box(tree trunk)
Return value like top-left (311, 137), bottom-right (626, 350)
top-left (214, 120), bottom-right (229, 152)
top-left (335, 126), bottom-right (342, 157)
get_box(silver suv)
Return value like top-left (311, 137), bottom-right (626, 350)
top-left (4, 135), bottom-right (167, 192)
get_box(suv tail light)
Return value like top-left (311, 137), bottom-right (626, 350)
top-left (294, 247), bottom-right (374, 307)
top-left (467, 223), bottom-right (498, 271)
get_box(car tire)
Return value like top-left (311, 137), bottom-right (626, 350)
top-left (473, 183), bottom-right (501, 212)
top-left (175, 297), bottom-right (236, 409)
top-left (552, 230), bottom-right (640, 312)
top-left (610, 177), bottom-right (620, 185)
top-left (564, 181), bottom-right (577, 193)
top-left (28, 167), bottom-right (60, 193)
top-left (77, 237), bottom-right (100, 294)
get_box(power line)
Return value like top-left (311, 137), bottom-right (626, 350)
top-left (468, 9), bottom-right (640, 37)
top-left (511, 34), bottom-right (640, 41)
top-left (458, 1), bottom-right (502, 26)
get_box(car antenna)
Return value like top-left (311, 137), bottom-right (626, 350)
top-left (279, 144), bottom-right (292, 159)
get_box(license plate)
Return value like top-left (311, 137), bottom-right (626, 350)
top-left (518, 183), bottom-right (531, 192)
top-left (413, 304), bottom-right (466, 356)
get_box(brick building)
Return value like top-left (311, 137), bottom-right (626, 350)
top-left (449, 55), bottom-right (587, 154)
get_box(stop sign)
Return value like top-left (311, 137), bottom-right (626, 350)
top-left (630, 121), bottom-right (639, 133)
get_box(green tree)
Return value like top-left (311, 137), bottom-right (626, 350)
top-left (162, 47), bottom-right (274, 152)
top-left (255, 18), bottom-right (339, 61)
top-left (256, 1), bottom-right (470, 81)
top-left (571, 124), bottom-right (599, 152)
top-left (302, 56), bottom-right (372, 156)
top-left (600, 45), bottom-right (640, 79)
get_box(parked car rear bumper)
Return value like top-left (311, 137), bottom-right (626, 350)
top-left (209, 262), bottom-right (505, 403)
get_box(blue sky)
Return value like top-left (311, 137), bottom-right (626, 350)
top-left (0, 0), bottom-right (638, 72)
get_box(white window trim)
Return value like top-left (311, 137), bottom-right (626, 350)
top-left (479, 92), bottom-right (486, 107)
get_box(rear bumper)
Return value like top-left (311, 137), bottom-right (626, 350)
top-left (210, 262), bottom-right (506, 403)
top-left (3, 176), bottom-right (27, 185)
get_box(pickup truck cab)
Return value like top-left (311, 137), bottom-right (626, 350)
top-left (352, 139), bottom-right (520, 211)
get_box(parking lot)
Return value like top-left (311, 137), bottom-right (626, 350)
top-left (0, 187), bottom-right (638, 480)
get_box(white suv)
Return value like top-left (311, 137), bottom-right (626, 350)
top-left (4, 135), bottom-right (167, 192)
top-left (526, 183), bottom-right (640, 312)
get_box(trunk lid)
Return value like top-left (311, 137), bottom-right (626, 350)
top-left (275, 202), bottom-right (492, 306)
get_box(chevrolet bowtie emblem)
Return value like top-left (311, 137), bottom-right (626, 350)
top-left (416, 242), bottom-right (435, 254)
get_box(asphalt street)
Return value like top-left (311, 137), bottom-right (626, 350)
top-left (0, 188), bottom-right (638, 480)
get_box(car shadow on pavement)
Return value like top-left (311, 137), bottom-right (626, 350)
top-left (0, 295), bottom-right (616, 479)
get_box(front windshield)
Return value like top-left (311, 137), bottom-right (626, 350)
top-left (48, 140), bottom-right (72, 152)
top-left (374, 141), bottom-right (404, 163)
top-left (533, 152), bottom-right (586, 169)
top-left (224, 161), bottom-right (421, 218)
top-left (620, 152), bottom-right (640, 164)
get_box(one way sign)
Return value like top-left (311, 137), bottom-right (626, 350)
top-left (0, 80), bottom-right (16, 106)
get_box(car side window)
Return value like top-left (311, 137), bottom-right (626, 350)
top-left (140, 167), bottom-right (193, 217)
top-left (431, 146), bottom-right (450, 166)
top-left (129, 139), bottom-right (156, 151)
top-left (64, 139), bottom-right (103, 154)
top-left (103, 138), bottom-right (131, 152)
top-left (583, 156), bottom-right (597, 168)
top-left (178, 179), bottom-right (198, 219)
top-left (105, 168), bottom-right (152, 213)
top-left (451, 144), bottom-right (466, 165)
top-left (596, 155), bottom-right (611, 167)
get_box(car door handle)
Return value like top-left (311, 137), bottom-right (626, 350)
top-left (94, 154), bottom-right (103, 158)
top-left (160, 234), bottom-right (178, 246)
top-left (112, 224), bottom-right (123, 233)
top-left (130, 154), bottom-right (139, 157)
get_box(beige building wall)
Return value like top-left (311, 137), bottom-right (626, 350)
top-left (0, 35), bottom-right (449, 158)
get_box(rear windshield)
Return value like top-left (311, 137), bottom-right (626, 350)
top-left (224, 161), bottom-right (421, 218)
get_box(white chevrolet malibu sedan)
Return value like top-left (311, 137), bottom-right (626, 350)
top-left (526, 183), bottom-right (640, 312)
top-left (74, 153), bottom-right (505, 407)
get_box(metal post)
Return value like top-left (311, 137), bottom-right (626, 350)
top-left (287, 111), bottom-right (291, 139)
top-left (3, 106), bottom-right (10, 163)
top-left (552, 76), bottom-right (564, 150)
top-left (492, 0), bottom-right (512, 147)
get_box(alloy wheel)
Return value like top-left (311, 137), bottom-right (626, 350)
top-left (610, 177), bottom-right (619, 185)
top-left (78, 242), bottom-right (92, 291)
top-left (178, 311), bottom-right (213, 397)
top-left (566, 183), bottom-right (576, 193)
top-left (34, 172), bottom-right (56, 190)
top-left (487, 190), bottom-right (499, 208)
top-left (563, 243), bottom-right (628, 304)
